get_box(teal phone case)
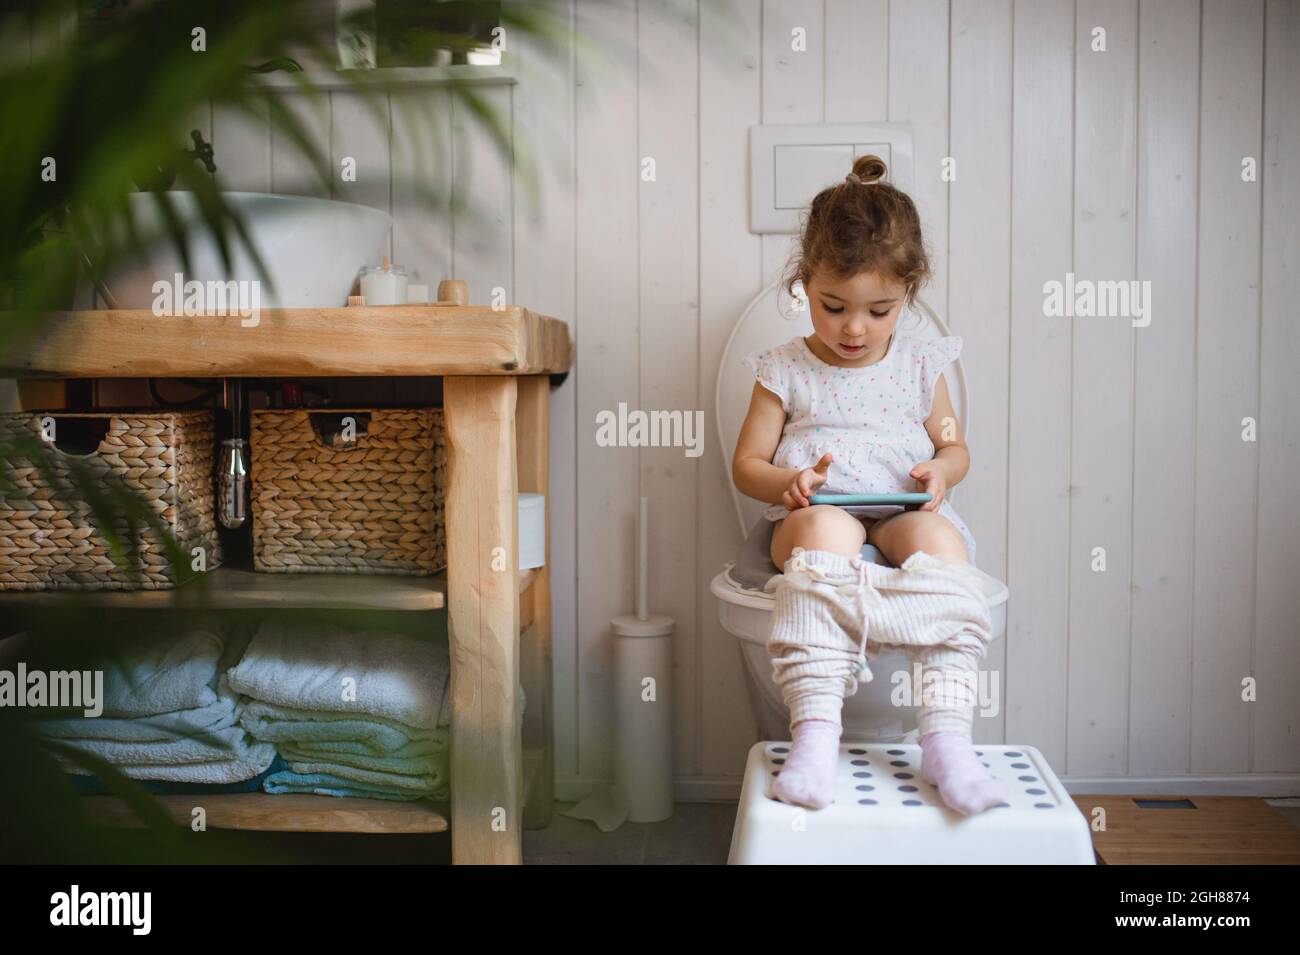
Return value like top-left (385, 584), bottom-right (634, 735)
top-left (807, 492), bottom-right (933, 505)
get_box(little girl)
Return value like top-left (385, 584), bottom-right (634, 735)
top-left (731, 154), bottom-right (1007, 815)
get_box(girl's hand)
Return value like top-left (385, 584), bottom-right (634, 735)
top-left (783, 452), bottom-right (832, 509)
top-left (909, 460), bottom-right (947, 511)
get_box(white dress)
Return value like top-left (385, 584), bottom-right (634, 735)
top-left (742, 332), bottom-right (978, 564)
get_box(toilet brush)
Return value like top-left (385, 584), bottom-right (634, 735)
top-left (610, 495), bottom-right (675, 822)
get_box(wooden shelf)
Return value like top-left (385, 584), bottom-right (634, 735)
top-left (0, 566), bottom-right (445, 611)
top-left (0, 567), bottom-right (549, 612)
top-left (0, 305), bottom-right (572, 379)
top-left (249, 64), bottom-right (517, 91)
top-left (81, 793), bottom-right (448, 834)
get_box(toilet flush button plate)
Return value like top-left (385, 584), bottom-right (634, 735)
top-left (750, 123), bottom-right (916, 234)
top-left (728, 742), bottom-right (1096, 865)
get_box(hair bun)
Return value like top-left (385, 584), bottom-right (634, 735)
top-left (850, 154), bottom-right (888, 184)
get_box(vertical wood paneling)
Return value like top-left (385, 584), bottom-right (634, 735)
top-left (270, 92), bottom-right (331, 198)
top-left (331, 90), bottom-right (394, 403)
top-left (507, 0), bottom-right (580, 777)
top-left (1130, 0), bottom-right (1199, 776)
top-left (760, 0), bottom-right (823, 283)
top-left (699, 0), bottom-right (764, 776)
top-left (1191, 0), bottom-right (1263, 774)
top-left (212, 96), bottom-right (272, 193)
top-left (887, 0), bottom-right (949, 319)
top-left (450, 85), bottom-right (514, 305)
top-left (331, 91), bottom-right (392, 243)
top-left (573, 0), bottom-right (640, 779)
top-left (948, 0), bottom-right (1012, 746)
top-left (390, 86), bottom-right (453, 406)
top-left (1007, 0), bottom-right (1075, 768)
top-left (637, 0), bottom-right (700, 776)
top-left (390, 88), bottom-right (453, 289)
top-left (1255, 0), bottom-right (1300, 774)
top-left (1068, 0), bottom-right (1138, 777)
top-left (824, 0), bottom-right (888, 123)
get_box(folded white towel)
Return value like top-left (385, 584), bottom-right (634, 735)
top-left (39, 672), bottom-right (242, 741)
top-left (96, 631), bottom-right (225, 718)
top-left (56, 727), bottom-right (267, 767)
top-left (228, 620), bottom-right (450, 731)
top-left (54, 729), bottom-right (275, 784)
top-left (38, 695), bottom-right (238, 742)
top-left (57, 749), bottom-right (275, 785)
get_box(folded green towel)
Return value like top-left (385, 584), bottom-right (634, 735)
top-left (279, 742), bottom-right (444, 778)
top-left (240, 701), bottom-right (440, 755)
top-left (280, 752), bottom-right (448, 795)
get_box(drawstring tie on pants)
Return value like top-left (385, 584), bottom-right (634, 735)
top-left (787, 546), bottom-right (879, 680)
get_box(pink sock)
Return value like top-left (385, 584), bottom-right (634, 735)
top-left (771, 719), bottom-right (841, 809)
top-left (920, 731), bottom-right (1009, 815)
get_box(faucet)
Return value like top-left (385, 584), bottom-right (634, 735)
top-left (183, 129), bottom-right (217, 175)
top-left (131, 129), bottom-right (217, 191)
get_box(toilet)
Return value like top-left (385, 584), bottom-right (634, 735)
top-left (711, 278), bottom-right (1010, 743)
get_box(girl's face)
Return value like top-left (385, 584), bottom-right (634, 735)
top-left (804, 268), bottom-right (908, 367)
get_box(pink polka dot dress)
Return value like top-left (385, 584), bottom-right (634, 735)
top-left (742, 332), bottom-right (977, 563)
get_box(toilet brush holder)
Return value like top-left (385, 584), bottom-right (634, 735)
top-left (609, 495), bottom-right (675, 823)
top-left (612, 613), bottom-right (675, 822)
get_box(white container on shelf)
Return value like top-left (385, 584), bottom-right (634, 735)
top-left (360, 261), bottom-right (407, 305)
top-left (519, 493), bottom-right (546, 570)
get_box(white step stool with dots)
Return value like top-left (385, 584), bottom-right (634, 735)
top-left (728, 741), bottom-right (1096, 864)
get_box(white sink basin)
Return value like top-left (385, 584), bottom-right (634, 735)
top-left (100, 192), bottom-right (392, 309)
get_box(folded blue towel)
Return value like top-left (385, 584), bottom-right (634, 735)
top-left (67, 756), bottom-right (286, 796)
top-left (264, 764), bottom-right (447, 803)
top-left (42, 670), bottom-right (275, 785)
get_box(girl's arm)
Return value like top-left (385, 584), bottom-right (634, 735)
top-left (732, 382), bottom-right (801, 506)
top-left (922, 375), bottom-right (970, 489)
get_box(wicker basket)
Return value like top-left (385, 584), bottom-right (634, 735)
top-left (0, 410), bottom-right (222, 591)
top-left (250, 408), bottom-right (446, 575)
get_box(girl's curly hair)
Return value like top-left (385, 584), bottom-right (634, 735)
top-left (781, 154), bottom-right (932, 311)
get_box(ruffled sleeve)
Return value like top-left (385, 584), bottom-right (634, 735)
top-left (918, 336), bottom-right (962, 418)
top-left (741, 347), bottom-right (790, 413)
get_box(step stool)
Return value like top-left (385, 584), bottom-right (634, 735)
top-left (728, 741), bottom-right (1095, 864)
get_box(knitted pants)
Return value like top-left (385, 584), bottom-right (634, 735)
top-left (765, 546), bottom-right (993, 737)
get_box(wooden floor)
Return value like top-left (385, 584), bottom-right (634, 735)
top-left (1076, 796), bottom-right (1300, 865)
top-left (33, 794), bottom-right (1300, 863)
top-left (523, 797), bottom-right (1300, 865)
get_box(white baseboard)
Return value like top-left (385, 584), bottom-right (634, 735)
top-left (557, 773), bottom-right (1300, 803)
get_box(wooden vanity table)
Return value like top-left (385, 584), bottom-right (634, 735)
top-left (0, 302), bottom-right (572, 865)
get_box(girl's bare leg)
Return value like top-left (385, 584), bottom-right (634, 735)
top-left (865, 509), bottom-right (967, 566)
top-left (770, 505), bottom-right (875, 569)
